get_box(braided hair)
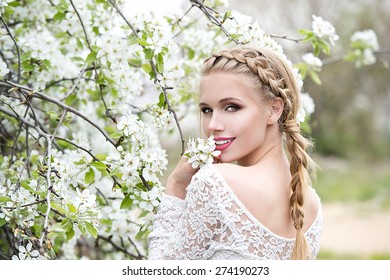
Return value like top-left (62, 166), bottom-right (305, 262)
top-left (202, 46), bottom-right (316, 259)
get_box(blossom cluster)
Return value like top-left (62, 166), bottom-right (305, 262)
top-left (0, 0), bottom-right (12, 16)
top-left (312, 15), bottom-right (339, 45)
top-left (185, 136), bottom-right (221, 168)
top-left (349, 29), bottom-right (380, 67)
top-left (113, 112), bottom-right (168, 185)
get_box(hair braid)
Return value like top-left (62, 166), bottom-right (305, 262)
top-left (203, 46), bottom-right (317, 259)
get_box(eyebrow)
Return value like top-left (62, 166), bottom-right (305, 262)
top-left (199, 97), bottom-right (244, 107)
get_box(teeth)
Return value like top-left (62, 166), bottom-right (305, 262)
top-left (215, 139), bottom-right (233, 145)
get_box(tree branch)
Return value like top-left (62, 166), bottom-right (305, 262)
top-left (1, 79), bottom-right (116, 146)
top-left (97, 235), bottom-right (146, 260)
top-left (0, 17), bottom-right (21, 83)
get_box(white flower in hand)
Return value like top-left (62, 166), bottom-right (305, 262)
top-left (184, 136), bottom-right (221, 169)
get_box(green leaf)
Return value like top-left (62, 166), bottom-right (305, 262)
top-left (47, 111), bottom-right (59, 121)
top-left (136, 38), bottom-right (150, 47)
top-left (67, 203), bottom-right (77, 213)
top-left (109, 132), bottom-right (123, 139)
top-left (51, 202), bottom-right (66, 215)
top-left (61, 219), bottom-right (73, 232)
top-left (95, 154), bottom-right (108, 161)
top-left (143, 48), bottom-right (154, 60)
top-left (64, 94), bottom-right (77, 106)
top-left (142, 63), bottom-right (152, 74)
top-left (86, 51), bottom-right (97, 64)
top-left (0, 196), bottom-right (12, 203)
top-left (156, 53), bottom-right (164, 73)
top-left (0, 218), bottom-right (7, 227)
top-left (91, 161), bottom-right (107, 171)
top-left (53, 12), bottom-right (66, 21)
top-left (135, 229), bottom-right (150, 240)
top-left (73, 158), bottom-right (86, 165)
top-left (223, 11), bottom-right (231, 22)
top-left (85, 221), bottom-right (98, 238)
top-left (78, 223), bottom-right (88, 236)
top-left (138, 210), bottom-right (150, 219)
top-left (85, 168), bottom-right (95, 184)
top-left (157, 92), bottom-right (166, 108)
top-left (187, 48), bottom-right (195, 60)
top-left (309, 71), bottom-right (322, 85)
top-left (109, 168), bottom-right (122, 177)
top-left (66, 227), bottom-right (75, 241)
top-left (120, 194), bottom-right (133, 209)
top-left (8, 1), bottom-right (21, 7)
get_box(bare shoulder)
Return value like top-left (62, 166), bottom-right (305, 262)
top-left (306, 187), bottom-right (321, 219)
top-left (211, 163), bottom-right (271, 198)
top-left (211, 163), bottom-right (245, 186)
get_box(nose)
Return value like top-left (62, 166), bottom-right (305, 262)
top-left (206, 112), bottom-right (224, 133)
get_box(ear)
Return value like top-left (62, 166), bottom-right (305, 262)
top-left (267, 97), bottom-right (284, 125)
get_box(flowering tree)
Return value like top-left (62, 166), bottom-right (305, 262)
top-left (0, 0), bottom-right (381, 260)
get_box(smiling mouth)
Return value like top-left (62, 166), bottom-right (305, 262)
top-left (214, 138), bottom-right (235, 150)
top-left (215, 139), bottom-right (234, 145)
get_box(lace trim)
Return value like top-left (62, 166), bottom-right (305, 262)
top-left (206, 164), bottom-right (323, 242)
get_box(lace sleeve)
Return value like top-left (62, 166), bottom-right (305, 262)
top-left (148, 165), bottom-right (224, 259)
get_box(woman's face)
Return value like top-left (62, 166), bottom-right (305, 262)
top-left (199, 72), bottom-right (272, 166)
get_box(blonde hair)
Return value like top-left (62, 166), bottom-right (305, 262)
top-left (202, 46), bottom-right (316, 260)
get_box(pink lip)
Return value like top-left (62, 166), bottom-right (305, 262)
top-left (214, 137), bottom-right (235, 151)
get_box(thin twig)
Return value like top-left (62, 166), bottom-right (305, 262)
top-left (97, 235), bottom-right (146, 259)
top-left (0, 17), bottom-right (21, 83)
top-left (69, 0), bottom-right (115, 122)
top-left (190, 0), bottom-right (241, 44)
top-left (2, 79), bottom-right (116, 146)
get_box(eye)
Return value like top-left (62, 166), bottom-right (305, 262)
top-left (225, 104), bottom-right (239, 112)
top-left (200, 107), bottom-right (212, 114)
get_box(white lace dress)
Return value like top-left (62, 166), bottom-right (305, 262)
top-left (148, 164), bottom-right (323, 260)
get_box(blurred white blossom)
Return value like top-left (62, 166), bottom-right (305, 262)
top-left (312, 15), bottom-right (339, 45)
top-left (351, 29), bottom-right (379, 51)
top-left (349, 29), bottom-right (380, 67)
top-left (302, 53), bottom-right (323, 71)
top-left (297, 93), bottom-right (315, 123)
top-left (0, 57), bottom-right (9, 77)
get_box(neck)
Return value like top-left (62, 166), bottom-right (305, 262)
top-left (237, 128), bottom-right (287, 167)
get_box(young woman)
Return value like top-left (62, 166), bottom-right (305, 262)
top-left (148, 46), bottom-right (323, 260)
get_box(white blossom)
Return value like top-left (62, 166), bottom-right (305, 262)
top-left (312, 15), bottom-right (339, 45)
top-left (351, 29), bottom-right (379, 51)
top-left (302, 53), bottom-right (323, 71)
top-left (297, 92), bottom-right (315, 123)
top-left (350, 29), bottom-right (380, 67)
top-left (185, 136), bottom-right (221, 168)
top-left (0, 57), bottom-right (9, 77)
top-left (11, 242), bottom-right (41, 260)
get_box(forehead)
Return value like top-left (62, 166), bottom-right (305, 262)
top-left (199, 72), bottom-right (262, 103)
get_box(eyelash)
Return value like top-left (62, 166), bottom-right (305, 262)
top-left (200, 104), bottom-right (240, 114)
top-left (225, 105), bottom-right (239, 112)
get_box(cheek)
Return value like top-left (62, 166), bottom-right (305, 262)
top-left (201, 117), bottom-right (210, 135)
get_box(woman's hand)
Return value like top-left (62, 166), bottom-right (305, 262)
top-left (165, 155), bottom-right (199, 199)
